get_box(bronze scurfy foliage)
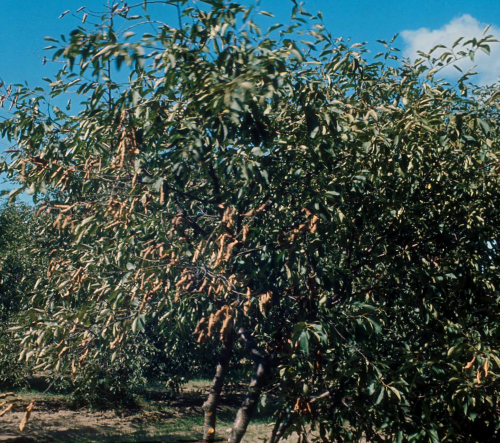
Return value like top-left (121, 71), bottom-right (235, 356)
top-left (1, 0), bottom-right (500, 441)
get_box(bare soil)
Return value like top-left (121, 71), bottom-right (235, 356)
top-left (0, 381), bottom-right (277, 443)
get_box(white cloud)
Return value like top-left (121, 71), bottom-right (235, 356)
top-left (401, 14), bottom-right (500, 85)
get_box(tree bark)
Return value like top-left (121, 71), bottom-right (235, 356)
top-left (202, 331), bottom-right (234, 441)
top-left (229, 328), bottom-right (270, 443)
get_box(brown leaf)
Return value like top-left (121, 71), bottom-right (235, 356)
top-left (242, 225), bottom-right (249, 243)
top-left (224, 240), bottom-right (239, 262)
top-left (220, 308), bottom-right (234, 341)
top-left (197, 278), bottom-right (208, 293)
top-left (194, 317), bottom-right (207, 335)
top-left (207, 313), bottom-right (217, 338)
top-left (309, 215), bottom-right (320, 234)
top-left (259, 291), bottom-right (273, 313)
top-left (222, 206), bottom-right (236, 228)
top-left (240, 209), bottom-right (255, 217)
top-left (0, 404), bottom-right (13, 418)
top-left (294, 397), bottom-right (301, 411)
top-left (19, 402), bottom-right (35, 432)
top-left (256, 203), bottom-right (266, 213)
top-left (463, 353), bottom-right (476, 370)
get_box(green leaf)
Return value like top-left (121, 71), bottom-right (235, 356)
top-left (490, 353), bottom-right (500, 368)
top-left (366, 317), bottom-right (382, 334)
top-left (7, 187), bottom-right (24, 203)
top-left (388, 386), bottom-right (402, 401)
top-left (428, 429), bottom-right (440, 443)
top-left (299, 331), bottom-right (310, 355)
top-left (375, 387), bottom-right (385, 405)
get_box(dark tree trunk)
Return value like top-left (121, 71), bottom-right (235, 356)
top-left (202, 331), bottom-right (234, 441)
top-left (229, 328), bottom-right (270, 443)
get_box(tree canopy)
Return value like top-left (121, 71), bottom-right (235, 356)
top-left (1, 1), bottom-right (499, 441)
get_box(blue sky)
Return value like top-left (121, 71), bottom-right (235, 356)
top-left (0, 0), bottom-right (499, 88)
top-left (1, 0), bottom-right (499, 201)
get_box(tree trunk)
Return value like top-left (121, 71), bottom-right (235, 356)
top-left (229, 328), bottom-right (270, 443)
top-left (202, 331), bottom-right (234, 441)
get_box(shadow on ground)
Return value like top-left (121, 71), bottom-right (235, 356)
top-left (0, 381), bottom-right (277, 443)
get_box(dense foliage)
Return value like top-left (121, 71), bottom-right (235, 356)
top-left (0, 204), bottom-right (43, 320)
top-left (1, 1), bottom-right (499, 441)
top-left (0, 204), bottom-right (46, 390)
top-left (0, 205), bottom-right (213, 406)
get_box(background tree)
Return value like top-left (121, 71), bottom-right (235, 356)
top-left (0, 203), bottom-right (214, 408)
top-left (0, 203), bottom-right (48, 390)
top-left (1, 1), bottom-right (499, 441)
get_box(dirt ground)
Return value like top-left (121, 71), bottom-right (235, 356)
top-left (0, 408), bottom-right (175, 443)
top-left (0, 381), bottom-right (278, 443)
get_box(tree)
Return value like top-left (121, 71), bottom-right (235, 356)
top-left (0, 203), bottom-right (39, 319)
top-left (1, 1), bottom-right (499, 441)
top-left (0, 203), bottom-right (49, 390)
